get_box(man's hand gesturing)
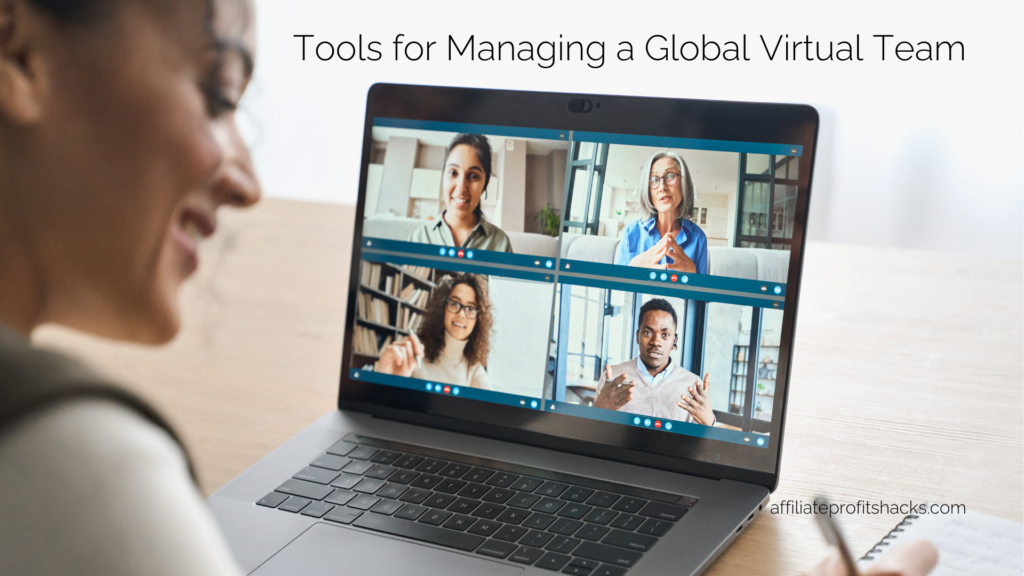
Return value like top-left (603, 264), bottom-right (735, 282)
top-left (593, 364), bottom-right (635, 411)
top-left (677, 372), bottom-right (715, 425)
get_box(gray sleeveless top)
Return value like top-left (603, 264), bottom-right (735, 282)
top-left (0, 323), bottom-right (196, 483)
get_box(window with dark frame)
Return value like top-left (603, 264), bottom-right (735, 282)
top-left (735, 154), bottom-right (799, 250)
top-left (562, 141), bottom-right (609, 236)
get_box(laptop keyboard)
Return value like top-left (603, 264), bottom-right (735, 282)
top-left (257, 435), bottom-right (698, 575)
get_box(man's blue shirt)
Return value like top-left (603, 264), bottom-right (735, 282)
top-left (615, 216), bottom-right (709, 274)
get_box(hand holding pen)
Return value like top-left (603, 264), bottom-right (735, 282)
top-left (374, 333), bottom-right (425, 378)
top-left (804, 497), bottom-right (937, 576)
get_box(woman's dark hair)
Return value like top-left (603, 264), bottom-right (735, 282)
top-left (26, 0), bottom-right (214, 27)
top-left (444, 134), bottom-right (493, 218)
top-left (416, 272), bottom-right (492, 369)
top-left (25, 0), bottom-right (107, 21)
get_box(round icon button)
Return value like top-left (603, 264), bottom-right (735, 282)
top-left (530, 400), bottom-right (538, 409)
top-left (644, 419), bottom-right (652, 427)
top-left (681, 275), bottom-right (689, 283)
top-left (457, 249), bottom-right (465, 258)
top-left (670, 274), bottom-right (678, 282)
top-left (633, 417), bottom-right (641, 425)
top-left (665, 422), bottom-right (673, 431)
top-left (660, 273), bottom-right (668, 281)
top-left (452, 387), bottom-right (460, 396)
top-left (466, 250), bottom-right (474, 259)
top-left (443, 385), bottom-right (451, 394)
top-left (439, 247), bottom-right (447, 256)
top-left (654, 420), bottom-right (662, 428)
top-left (546, 260), bottom-right (553, 269)
top-left (426, 383), bottom-right (433, 391)
top-left (757, 437), bottom-right (765, 446)
top-left (649, 272), bottom-right (657, 280)
top-left (448, 248), bottom-right (456, 257)
top-left (774, 286), bottom-right (782, 295)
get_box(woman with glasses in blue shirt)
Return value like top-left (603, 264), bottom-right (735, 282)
top-left (615, 151), bottom-right (709, 275)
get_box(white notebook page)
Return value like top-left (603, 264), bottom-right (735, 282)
top-left (858, 511), bottom-right (1023, 576)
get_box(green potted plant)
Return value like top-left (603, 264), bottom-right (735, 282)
top-left (535, 203), bottom-right (561, 237)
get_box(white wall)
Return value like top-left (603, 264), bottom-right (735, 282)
top-left (244, 0), bottom-right (1023, 258)
top-left (487, 278), bottom-right (554, 398)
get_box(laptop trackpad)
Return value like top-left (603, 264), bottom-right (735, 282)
top-left (251, 523), bottom-right (524, 576)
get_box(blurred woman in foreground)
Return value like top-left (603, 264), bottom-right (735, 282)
top-left (0, 0), bottom-right (259, 573)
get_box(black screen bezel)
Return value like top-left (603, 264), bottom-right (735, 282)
top-left (338, 83), bottom-right (818, 491)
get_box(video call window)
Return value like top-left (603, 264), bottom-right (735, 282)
top-left (551, 285), bottom-right (711, 425)
top-left (559, 141), bottom-right (797, 286)
top-left (361, 126), bottom-right (569, 260)
top-left (547, 281), bottom-right (783, 434)
top-left (352, 259), bottom-right (553, 399)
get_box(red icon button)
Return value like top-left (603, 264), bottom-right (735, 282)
top-left (654, 420), bottom-right (662, 428)
top-left (670, 275), bottom-right (678, 283)
top-left (457, 250), bottom-right (465, 258)
top-left (443, 386), bottom-right (451, 394)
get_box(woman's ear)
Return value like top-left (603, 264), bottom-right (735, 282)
top-left (0, 0), bottom-right (46, 125)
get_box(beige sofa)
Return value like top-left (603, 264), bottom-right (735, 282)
top-left (559, 233), bottom-right (790, 282)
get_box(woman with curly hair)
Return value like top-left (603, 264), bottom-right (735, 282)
top-left (374, 273), bottom-right (494, 390)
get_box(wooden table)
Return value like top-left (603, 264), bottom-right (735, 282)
top-left (34, 198), bottom-right (1023, 575)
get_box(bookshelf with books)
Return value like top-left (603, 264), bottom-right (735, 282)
top-left (352, 261), bottom-right (441, 363)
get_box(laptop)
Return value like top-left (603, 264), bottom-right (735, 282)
top-left (208, 84), bottom-right (819, 576)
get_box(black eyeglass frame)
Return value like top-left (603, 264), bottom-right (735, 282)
top-left (445, 298), bottom-right (478, 319)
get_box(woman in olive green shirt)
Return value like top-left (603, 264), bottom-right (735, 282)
top-left (408, 133), bottom-right (514, 253)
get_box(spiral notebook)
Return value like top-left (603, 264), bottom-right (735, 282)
top-left (857, 510), bottom-right (1023, 575)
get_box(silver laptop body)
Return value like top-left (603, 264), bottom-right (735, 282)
top-left (210, 84), bottom-right (819, 576)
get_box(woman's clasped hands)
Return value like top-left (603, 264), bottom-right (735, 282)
top-left (628, 233), bottom-right (698, 273)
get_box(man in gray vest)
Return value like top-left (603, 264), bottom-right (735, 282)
top-left (593, 298), bottom-right (715, 425)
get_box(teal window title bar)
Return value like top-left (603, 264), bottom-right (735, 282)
top-left (573, 131), bottom-right (802, 157)
top-left (374, 117), bottom-right (801, 157)
top-left (374, 117), bottom-right (567, 141)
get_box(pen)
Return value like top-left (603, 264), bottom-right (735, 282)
top-left (814, 496), bottom-right (861, 576)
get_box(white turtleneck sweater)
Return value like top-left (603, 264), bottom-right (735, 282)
top-left (412, 332), bottom-right (492, 390)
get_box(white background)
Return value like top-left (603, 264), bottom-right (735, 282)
top-left (241, 0), bottom-right (1023, 259)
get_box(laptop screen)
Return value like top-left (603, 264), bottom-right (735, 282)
top-left (344, 103), bottom-right (810, 476)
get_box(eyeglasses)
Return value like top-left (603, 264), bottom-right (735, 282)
top-left (649, 172), bottom-right (681, 189)
top-left (445, 298), bottom-right (478, 319)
